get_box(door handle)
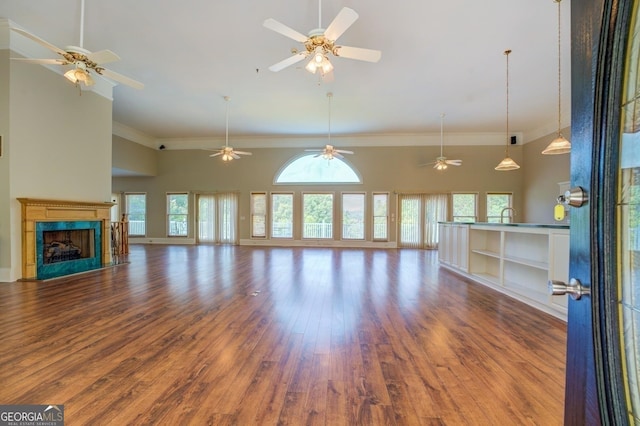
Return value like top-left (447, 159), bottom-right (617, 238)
top-left (548, 278), bottom-right (590, 300)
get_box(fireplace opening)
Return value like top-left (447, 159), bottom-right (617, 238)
top-left (35, 220), bottom-right (102, 280)
top-left (43, 229), bottom-right (95, 264)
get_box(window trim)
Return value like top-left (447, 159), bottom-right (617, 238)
top-left (270, 192), bottom-right (295, 239)
top-left (486, 192), bottom-right (514, 223)
top-left (250, 191), bottom-right (268, 239)
top-left (166, 192), bottom-right (189, 237)
top-left (341, 192), bottom-right (366, 241)
top-left (302, 192), bottom-right (335, 240)
top-left (372, 192), bottom-right (389, 242)
top-left (274, 153), bottom-right (362, 185)
top-left (124, 192), bottom-right (147, 237)
top-left (451, 192), bottom-right (478, 223)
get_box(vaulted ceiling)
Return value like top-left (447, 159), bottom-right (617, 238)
top-left (0, 0), bottom-right (572, 147)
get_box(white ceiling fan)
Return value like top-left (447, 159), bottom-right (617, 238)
top-left (421, 113), bottom-right (462, 170)
top-left (10, 0), bottom-right (143, 90)
top-left (305, 92), bottom-right (353, 160)
top-left (208, 96), bottom-right (252, 162)
top-left (263, 0), bottom-right (381, 77)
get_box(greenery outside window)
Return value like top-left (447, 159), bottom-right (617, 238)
top-left (167, 193), bottom-right (189, 237)
top-left (486, 192), bottom-right (513, 223)
top-left (271, 193), bottom-right (293, 238)
top-left (452, 193), bottom-right (477, 222)
top-left (303, 193), bottom-right (333, 239)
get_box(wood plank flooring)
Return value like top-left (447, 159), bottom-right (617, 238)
top-left (0, 245), bottom-right (566, 425)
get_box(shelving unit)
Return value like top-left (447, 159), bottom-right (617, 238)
top-left (439, 223), bottom-right (569, 320)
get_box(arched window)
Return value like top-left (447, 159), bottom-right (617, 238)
top-left (275, 154), bottom-right (362, 184)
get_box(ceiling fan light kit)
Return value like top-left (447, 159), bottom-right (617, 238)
top-left (9, 0), bottom-right (143, 91)
top-left (264, 0), bottom-right (381, 78)
top-left (495, 49), bottom-right (520, 171)
top-left (209, 96), bottom-right (252, 162)
top-left (304, 92), bottom-right (353, 160)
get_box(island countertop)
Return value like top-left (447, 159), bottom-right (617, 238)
top-left (439, 222), bottom-right (569, 229)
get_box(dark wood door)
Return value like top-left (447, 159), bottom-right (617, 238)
top-left (566, 0), bottom-right (635, 424)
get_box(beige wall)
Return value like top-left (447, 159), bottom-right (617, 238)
top-left (0, 46), bottom-right (113, 282)
top-left (113, 141), bottom-right (528, 243)
top-left (0, 50), bottom-right (9, 279)
top-left (113, 135), bottom-right (158, 176)
top-left (522, 127), bottom-right (571, 224)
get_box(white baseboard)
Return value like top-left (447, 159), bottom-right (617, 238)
top-left (239, 239), bottom-right (397, 249)
top-left (129, 237), bottom-right (196, 245)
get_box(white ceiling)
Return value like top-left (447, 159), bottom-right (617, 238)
top-left (0, 0), bottom-right (572, 148)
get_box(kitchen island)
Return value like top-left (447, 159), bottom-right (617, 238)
top-left (438, 222), bottom-right (569, 320)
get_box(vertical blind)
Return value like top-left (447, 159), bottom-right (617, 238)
top-left (397, 193), bottom-right (448, 249)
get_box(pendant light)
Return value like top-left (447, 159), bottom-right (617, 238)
top-left (542, 0), bottom-right (571, 154)
top-left (495, 49), bottom-right (520, 171)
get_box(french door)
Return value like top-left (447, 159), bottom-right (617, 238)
top-left (563, 0), bottom-right (638, 423)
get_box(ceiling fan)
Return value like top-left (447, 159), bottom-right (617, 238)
top-left (305, 92), bottom-right (353, 160)
top-left (208, 96), bottom-right (252, 162)
top-left (9, 0), bottom-right (143, 90)
top-left (422, 113), bottom-right (462, 170)
top-left (263, 0), bottom-right (382, 76)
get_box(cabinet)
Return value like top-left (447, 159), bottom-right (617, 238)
top-left (439, 223), bottom-right (569, 320)
top-left (438, 223), bottom-right (469, 272)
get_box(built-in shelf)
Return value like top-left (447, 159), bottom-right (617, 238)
top-left (438, 223), bottom-right (569, 320)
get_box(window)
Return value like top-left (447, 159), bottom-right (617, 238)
top-left (452, 193), bottom-right (477, 222)
top-left (372, 193), bottom-right (389, 241)
top-left (250, 192), bottom-right (267, 238)
top-left (271, 193), bottom-right (293, 238)
top-left (486, 192), bottom-right (513, 223)
top-left (342, 193), bottom-right (365, 240)
top-left (125, 193), bottom-right (146, 237)
top-left (275, 154), bottom-right (361, 184)
top-left (167, 193), bottom-right (189, 237)
top-left (303, 193), bottom-right (333, 239)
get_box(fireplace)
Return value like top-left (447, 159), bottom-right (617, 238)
top-left (36, 221), bottom-right (102, 280)
top-left (18, 198), bottom-right (114, 280)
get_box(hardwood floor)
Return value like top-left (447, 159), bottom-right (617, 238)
top-left (0, 245), bottom-right (566, 425)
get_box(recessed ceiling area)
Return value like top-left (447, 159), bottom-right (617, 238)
top-left (0, 0), bottom-right (572, 146)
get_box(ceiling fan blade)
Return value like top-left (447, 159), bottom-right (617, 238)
top-left (305, 148), bottom-right (323, 152)
top-left (333, 152), bottom-right (344, 159)
top-left (324, 7), bottom-right (359, 41)
top-left (10, 27), bottom-right (67, 56)
top-left (268, 52), bottom-right (308, 72)
top-left (234, 151), bottom-right (252, 156)
top-left (334, 45), bottom-right (382, 63)
top-left (86, 49), bottom-right (120, 65)
top-left (263, 18), bottom-right (308, 43)
top-left (11, 58), bottom-right (66, 65)
top-left (209, 152), bottom-right (223, 157)
top-left (231, 152), bottom-right (241, 159)
top-left (336, 149), bottom-right (354, 154)
top-left (97, 68), bottom-right (144, 89)
top-left (446, 159), bottom-right (463, 165)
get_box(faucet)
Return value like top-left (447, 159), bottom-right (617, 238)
top-left (500, 207), bottom-right (516, 223)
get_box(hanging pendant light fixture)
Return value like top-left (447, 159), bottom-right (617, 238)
top-left (542, 0), bottom-right (571, 154)
top-left (495, 49), bottom-right (520, 171)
